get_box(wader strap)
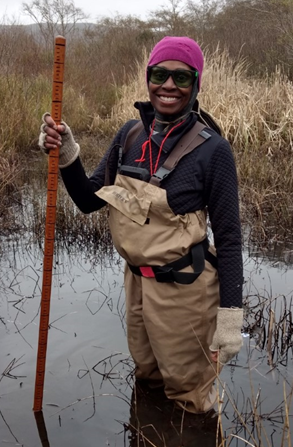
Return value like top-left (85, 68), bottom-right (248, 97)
top-left (105, 120), bottom-right (142, 186)
top-left (105, 120), bottom-right (212, 186)
top-left (123, 121), bottom-right (143, 153)
top-left (150, 121), bottom-right (211, 187)
top-left (128, 238), bottom-right (217, 284)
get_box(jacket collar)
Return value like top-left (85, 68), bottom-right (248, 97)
top-left (134, 101), bottom-right (198, 154)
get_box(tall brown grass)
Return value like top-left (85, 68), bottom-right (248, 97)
top-left (1, 36), bottom-right (293, 242)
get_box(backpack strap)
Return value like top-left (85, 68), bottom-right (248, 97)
top-left (105, 119), bottom-right (211, 187)
top-left (104, 120), bottom-right (142, 186)
top-left (123, 120), bottom-right (144, 154)
top-left (194, 99), bottom-right (222, 136)
top-left (150, 121), bottom-right (211, 187)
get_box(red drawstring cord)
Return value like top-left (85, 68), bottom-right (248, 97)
top-left (152, 120), bottom-right (185, 174)
top-left (135, 120), bottom-right (156, 164)
top-left (134, 140), bottom-right (147, 163)
top-left (135, 119), bottom-right (186, 175)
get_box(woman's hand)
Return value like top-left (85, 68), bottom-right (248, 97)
top-left (39, 113), bottom-right (65, 152)
top-left (38, 112), bottom-right (80, 168)
top-left (209, 307), bottom-right (243, 364)
top-left (210, 350), bottom-right (219, 363)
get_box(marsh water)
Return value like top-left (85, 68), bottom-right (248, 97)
top-left (0, 174), bottom-right (293, 446)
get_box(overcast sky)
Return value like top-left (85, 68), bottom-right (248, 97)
top-left (0, 0), bottom-right (168, 24)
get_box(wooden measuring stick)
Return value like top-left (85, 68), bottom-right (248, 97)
top-left (33, 36), bottom-right (66, 412)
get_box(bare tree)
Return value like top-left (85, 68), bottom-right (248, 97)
top-left (147, 0), bottom-right (188, 35)
top-left (208, 0), bottom-right (293, 77)
top-left (22, 0), bottom-right (88, 48)
top-left (186, 0), bottom-right (222, 43)
top-left (252, 0), bottom-right (293, 64)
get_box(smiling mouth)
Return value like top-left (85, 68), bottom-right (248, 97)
top-left (159, 96), bottom-right (179, 103)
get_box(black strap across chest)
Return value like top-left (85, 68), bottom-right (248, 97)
top-left (105, 119), bottom-right (211, 186)
top-left (122, 120), bottom-right (211, 186)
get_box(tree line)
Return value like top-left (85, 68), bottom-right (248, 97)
top-left (0, 0), bottom-right (292, 121)
top-left (1, 0), bottom-right (293, 80)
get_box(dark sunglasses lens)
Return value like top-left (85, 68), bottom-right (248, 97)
top-left (149, 66), bottom-right (198, 88)
top-left (149, 67), bottom-right (168, 85)
top-left (173, 70), bottom-right (194, 87)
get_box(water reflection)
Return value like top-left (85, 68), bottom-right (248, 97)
top-left (127, 381), bottom-right (221, 447)
top-left (1, 231), bottom-right (293, 446)
top-left (35, 411), bottom-right (50, 447)
top-left (245, 236), bottom-right (293, 269)
top-left (32, 381), bottom-right (221, 447)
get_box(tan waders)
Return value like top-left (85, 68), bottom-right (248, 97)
top-left (96, 174), bottom-right (220, 413)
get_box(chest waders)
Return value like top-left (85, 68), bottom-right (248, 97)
top-left (96, 122), bottom-right (220, 413)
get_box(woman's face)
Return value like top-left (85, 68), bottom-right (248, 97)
top-left (148, 60), bottom-right (193, 116)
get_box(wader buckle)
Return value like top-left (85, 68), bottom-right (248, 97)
top-left (153, 266), bottom-right (174, 283)
top-left (139, 266), bottom-right (174, 282)
top-left (128, 237), bottom-right (217, 285)
top-left (139, 266), bottom-right (155, 278)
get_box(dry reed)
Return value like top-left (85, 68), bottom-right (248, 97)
top-left (1, 43), bottom-right (293, 242)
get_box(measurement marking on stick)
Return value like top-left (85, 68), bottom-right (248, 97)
top-left (33, 36), bottom-right (66, 413)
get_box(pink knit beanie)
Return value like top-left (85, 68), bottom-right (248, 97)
top-left (147, 36), bottom-right (204, 90)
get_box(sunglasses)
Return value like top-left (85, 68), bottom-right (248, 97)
top-left (147, 65), bottom-right (198, 88)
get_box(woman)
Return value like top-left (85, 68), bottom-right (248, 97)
top-left (39, 36), bottom-right (243, 413)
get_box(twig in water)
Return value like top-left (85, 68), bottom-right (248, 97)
top-left (82, 356), bottom-right (96, 422)
top-left (281, 380), bottom-right (293, 447)
top-left (0, 356), bottom-right (26, 382)
top-left (49, 393), bottom-right (131, 416)
top-left (84, 287), bottom-right (108, 315)
top-left (229, 433), bottom-right (256, 446)
top-left (0, 410), bottom-right (20, 443)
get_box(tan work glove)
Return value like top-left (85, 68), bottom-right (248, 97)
top-left (38, 112), bottom-right (80, 168)
top-left (209, 307), bottom-right (243, 365)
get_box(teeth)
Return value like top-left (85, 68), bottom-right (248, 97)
top-left (160, 96), bottom-right (177, 102)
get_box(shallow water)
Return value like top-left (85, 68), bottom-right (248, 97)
top-left (0, 230), bottom-right (293, 446)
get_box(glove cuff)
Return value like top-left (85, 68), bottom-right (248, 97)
top-left (59, 142), bottom-right (80, 168)
top-left (58, 121), bottom-right (80, 168)
top-left (216, 307), bottom-right (243, 326)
